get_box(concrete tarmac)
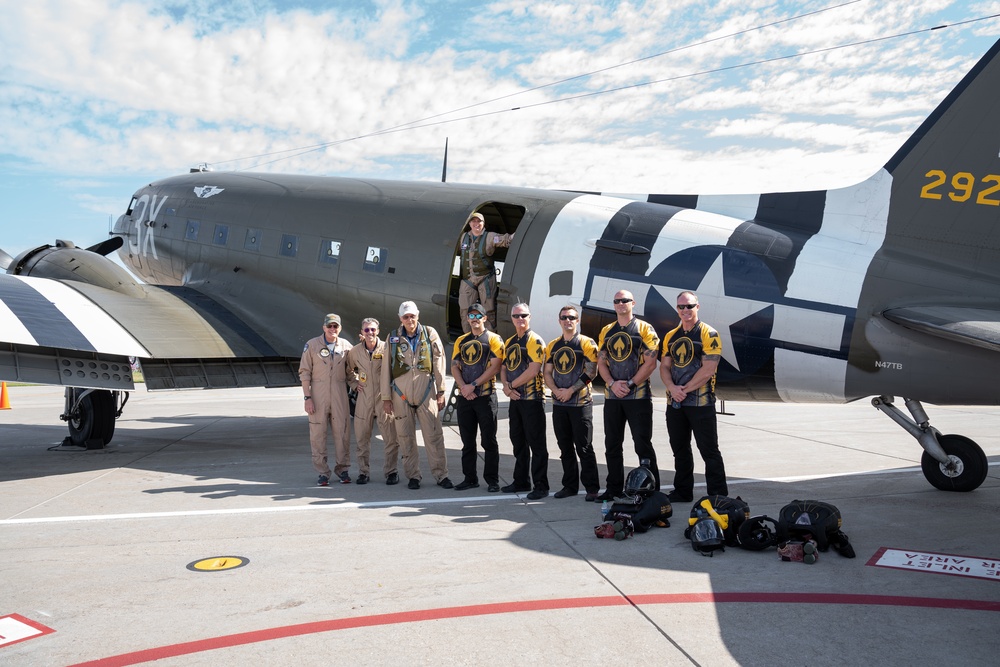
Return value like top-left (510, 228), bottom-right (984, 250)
top-left (1, 383), bottom-right (999, 666)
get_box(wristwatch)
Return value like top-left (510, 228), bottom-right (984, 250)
top-left (626, 380), bottom-right (635, 389)
top-left (304, 396), bottom-right (311, 400)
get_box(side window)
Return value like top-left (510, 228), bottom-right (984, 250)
top-left (319, 239), bottom-right (342, 265)
top-left (279, 234), bottom-right (298, 258)
top-left (364, 246), bottom-right (387, 273)
top-left (185, 220), bottom-right (200, 241)
top-left (213, 224), bottom-right (229, 246)
top-left (244, 228), bottom-right (262, 252)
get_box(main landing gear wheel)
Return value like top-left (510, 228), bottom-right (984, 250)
top-left (920, 434), bottom-right (989, 492)
top-left (68, 389), bottom-right (116, 448)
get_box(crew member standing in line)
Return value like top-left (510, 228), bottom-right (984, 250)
top-left (458, 211), bottom-right (514, 332)
top-left (452, 302), bottom-right (504, 492)
top-left (544, 305), bottom-right (601, 502)
top-left (660, 290), bottom-right (728, 502)
top-left (346, 317), bottom-right (398, 485)
top-left (381, 301), bottom-right (453, 490)
top-left (500, 303), bottom-right (549, 500)
top-left (596, 289), bottom-right (660, 501)
top-left (300, 313), bottom-right (354, 486)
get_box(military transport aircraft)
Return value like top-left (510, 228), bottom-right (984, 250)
top-left (2, 38), bottom-right (998, 492)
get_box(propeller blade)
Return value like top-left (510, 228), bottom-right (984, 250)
top-left (86, 237), bottom-right (124, 256)
top-left (0, 247), bottom-right (13, 271)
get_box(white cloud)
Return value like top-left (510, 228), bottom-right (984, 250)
top-left (0, 0), bottom-right (997, 255)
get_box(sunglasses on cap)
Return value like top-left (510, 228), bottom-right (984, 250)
top-left (613, 298), bottom-right (633, 304)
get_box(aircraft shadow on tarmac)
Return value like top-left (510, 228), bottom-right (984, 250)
top-left (4, 409), bottom-right (999, 664)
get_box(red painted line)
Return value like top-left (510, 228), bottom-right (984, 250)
top-left (68, 593), bottom-right (1000, 667)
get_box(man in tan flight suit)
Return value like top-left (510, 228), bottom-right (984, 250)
top-left (380, 301), bottom-right (454, 490)
top-left (346, 317), bottom-right (398, 485)
top-left (300, 313), bottom-right (354, 486)
top-left (459, 211), bottom-right (514, 332)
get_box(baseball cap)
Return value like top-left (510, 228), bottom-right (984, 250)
top-left (399, 301), bottom-right (419, 317)
top-left (323, 313), bottom-right (342, 326)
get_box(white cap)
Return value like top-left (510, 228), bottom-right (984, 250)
top-left (399, 300), bottom-right (419, 317)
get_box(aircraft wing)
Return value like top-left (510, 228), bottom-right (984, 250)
top-left (0, 273), bottom-right (300, 390)
top-left (882, 306), bottom-right (1000, 354)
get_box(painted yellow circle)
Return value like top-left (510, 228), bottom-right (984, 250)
top-left (187, 556), bottom-right (249, 572)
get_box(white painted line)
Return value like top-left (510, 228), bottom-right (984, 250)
top-left (868, 548), bottom-right (1000, 582)
top-left (2, 463), bottom-right (995, 527)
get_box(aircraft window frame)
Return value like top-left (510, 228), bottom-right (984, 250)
top-left (185, 220), bottom-right (200, 241)
top-left (245, 228), bottom-right (262, 252)
top-left (363, 246), bottom-right (387, 273)
top-left (213, 224), bottom-right (229, 246)
top-left (279, 234), bottom-right (298, 258)
top-left (319, 239), bottom-right (342, 265)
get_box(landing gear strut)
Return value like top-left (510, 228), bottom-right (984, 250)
top-left (61, 388), bottom-right (127, 449)
top-left (871, 396), bottom-right (988, 492)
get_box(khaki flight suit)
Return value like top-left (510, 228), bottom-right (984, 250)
top-left (299, 335), bottom-right (353, 477)
top-left (346, 339), bottom-right (398, 479)
top-left (459, 229), bottom-right (513, 331)
top-left (380, 324), bottom-right (449, 482)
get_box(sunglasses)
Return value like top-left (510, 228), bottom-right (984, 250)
top-left (613, 298), bottom-right (633, 304)
top-left (468, 313), bottom-right (485, 320)
top-left (325, 323), bottom-right (340, 329)
top-left (363, 327), bottom-right (378, 333)
top-left (677, 304), bottom-right (698, 310)
top-left (559, 315), bottom-right (578, 321)
top-left (512, 313), bottom-right (529, 319)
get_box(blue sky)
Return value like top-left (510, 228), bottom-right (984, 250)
top-left (1, 0), bottom-right (998, 257)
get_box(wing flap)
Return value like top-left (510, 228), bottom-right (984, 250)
top-left (882, 306), bottom-right (1000, 353)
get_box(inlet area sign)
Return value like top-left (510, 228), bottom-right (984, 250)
top-left (869, 548), bottom-right (1000, 581)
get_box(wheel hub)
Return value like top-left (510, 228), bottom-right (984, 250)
top-left (939, 455), bottom-right (965, 478)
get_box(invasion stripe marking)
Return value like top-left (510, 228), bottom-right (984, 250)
top-left (22, 277), bottom-right (150, 358)
top-left (0, 275), bottom-right (93, 350)
top-left (0, 291), bottom-right (37, 345)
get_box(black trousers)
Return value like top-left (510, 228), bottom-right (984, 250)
top-left (509, 399), bottom-right (549, 491)
top-left (552, 403), bottom-right (599, 493)
top-left (456, 394), bottom-right (499, 485)
top-left (666, 403), bottom-right (727, 497)
top-left (603, 398), bottom-right (658, 494)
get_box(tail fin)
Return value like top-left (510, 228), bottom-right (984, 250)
top-left (881, 38), bottom-right (1000, 252)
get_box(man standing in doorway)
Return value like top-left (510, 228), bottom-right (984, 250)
top-left (458, 211), bottom-right (514, 331)
top-left (660, 290), bottom-right (728, 502)
top-left (500, 303), bottom-right (549, 500)
top-left (300, 313), bottom-right (354, 486)
top-left (544, 305), bottom-right (601, 502)
top-left (381, 301), bottom-right (454, 490)
top-left (596, 289), bottom-right (660, 501)
top-left (452, 302), bottom-right (504, 492)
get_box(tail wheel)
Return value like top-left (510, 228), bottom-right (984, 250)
top-left (920, 434), bottom-right (988, 492)
top-left (68, 390), bottom-right (116, 448)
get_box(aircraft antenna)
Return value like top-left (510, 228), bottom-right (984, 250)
top-left (442, 137), bottom-right (449, 183)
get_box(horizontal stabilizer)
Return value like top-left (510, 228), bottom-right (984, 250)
top-left (883, 306), bottom-right (1000, 353)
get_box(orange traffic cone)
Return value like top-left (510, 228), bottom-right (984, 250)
top-left (0, 381), bottom-right (10, 410)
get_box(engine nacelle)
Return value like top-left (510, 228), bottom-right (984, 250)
top-left (9, 239), bottom-right (145, 298)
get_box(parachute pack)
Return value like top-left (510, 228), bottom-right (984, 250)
top-left (775, 499), bottom-right (855, 557)
top-left (605, 490), bottom-right (672, 533)
top-left (683, 495), bottom-right (750, 555)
